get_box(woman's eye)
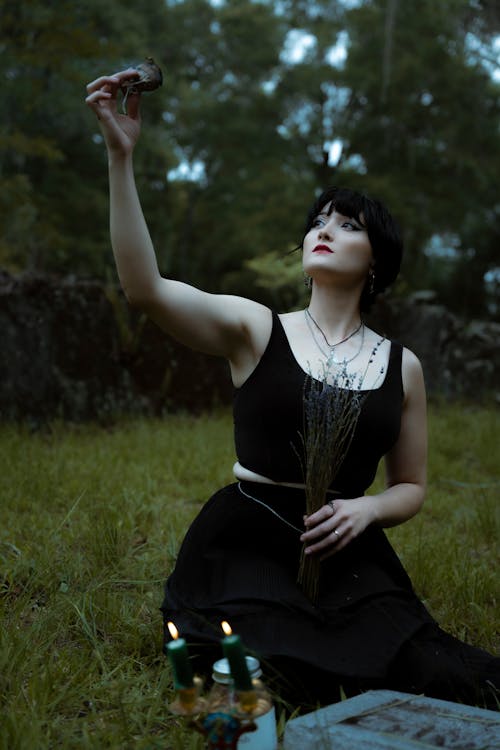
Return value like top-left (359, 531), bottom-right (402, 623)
top-left (342, 221), bottom-right (359, 230)
top-left (312, 218), bottom-right (325, 227)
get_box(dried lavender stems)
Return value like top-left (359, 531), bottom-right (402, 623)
top-left (297, 364), bottom-right (364, 603)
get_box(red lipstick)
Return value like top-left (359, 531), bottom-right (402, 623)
top-left (313, 244), bottom-right (333, 253)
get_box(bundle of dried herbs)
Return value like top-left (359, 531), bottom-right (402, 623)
top-left (296, 365), bottom-right (364, 603)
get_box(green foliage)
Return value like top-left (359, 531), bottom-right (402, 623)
top-left (0, 0), bottom-right (174, 276)
top-left (245, 246), bottom-right (308, 310)
top-left (336, 1), bottom-right (500, 295)
top-left (0, 0), bottom-right (498, 317)
top-left (0, 406), bottom-right (498, 746)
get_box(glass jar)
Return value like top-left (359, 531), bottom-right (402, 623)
top-left (209, 656), bottom-right (278, 750)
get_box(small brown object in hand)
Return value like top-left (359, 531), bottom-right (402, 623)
top-left (121, 57), bottom-right (163, 113)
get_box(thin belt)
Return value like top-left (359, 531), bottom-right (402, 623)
top-left (237, 481), bottom-right (341, 535)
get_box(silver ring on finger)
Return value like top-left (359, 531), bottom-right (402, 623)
top-left (333, 528), bottom-right (340, 538)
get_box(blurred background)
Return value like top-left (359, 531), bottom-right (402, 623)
top-left (1, 0), bottom-right (499, 418)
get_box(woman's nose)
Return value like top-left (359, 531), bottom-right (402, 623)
top-left (318, 223), bottom-right (333, 240)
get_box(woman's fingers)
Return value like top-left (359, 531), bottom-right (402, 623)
top-left (301, 502), bottom-right (341, 551)
top-left (85, 69), bottom-right (143, 147)
top-left (85, 88), bottom-right (112, 108)
top-left (86, 75), bottom-right (119, 95)
top-left (304, 502), bottom-right (335, 529)
top-left (86, 69), bottom-right (138, 95)
top-left (85, 77), bottom-right (120, 120)
top-left (301, 497), bottom-right (368, 558)
top-left (301, 524), bottom-right (343, 551)
top-left (85, 70), bottom-right (141, 115)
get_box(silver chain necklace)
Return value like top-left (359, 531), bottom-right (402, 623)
top-left (305, 308), bottom-right (363, 349)
top-left (304, 309), bottom-right (387, 389)
top-left (304, 309), bottom-right (365, 365)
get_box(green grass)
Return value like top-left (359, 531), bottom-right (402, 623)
top-left (385, 402), bottom-right (499, 651)
top-left (0, 405), bottom-right (498, 748)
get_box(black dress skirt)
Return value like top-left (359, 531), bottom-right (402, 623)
top-left (161, 481), bottom-right (499, 709)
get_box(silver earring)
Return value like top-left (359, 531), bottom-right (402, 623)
top-left (368, 270), bottom-right (375, 296)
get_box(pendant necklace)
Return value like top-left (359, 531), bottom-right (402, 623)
top-left (304, 309), bottom-right (365, 365)
top-left (304, 310), bottom-right (387, 389)
top-left (305, 308), bottom-right (362, 348)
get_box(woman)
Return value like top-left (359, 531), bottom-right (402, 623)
top-left (86, 69), bottom-right (499, 709)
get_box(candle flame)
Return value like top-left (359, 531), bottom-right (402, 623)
top-left (167, 621), bottom-right (179, 640)
top-left (221, 620), bottom-right (232, 636)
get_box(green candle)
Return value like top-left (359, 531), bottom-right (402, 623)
top-left (166, 626), bottom-right (194, 689)
top-left (222, 634), bottom-right (253, 691)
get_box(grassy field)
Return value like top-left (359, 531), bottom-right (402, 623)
top-left (0, 404), bottom-right (498, 748)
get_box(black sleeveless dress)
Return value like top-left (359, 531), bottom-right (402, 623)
top-left (161, 313), bottom-right (499, 708)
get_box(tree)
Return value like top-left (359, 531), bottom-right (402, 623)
top-left (1, 0), bottom-right (498, 320)
top-left (334, 0), bottom-right (500, 316)
top-left (157, 0), bottom-right (301, 291)
top-left (0, 0), bottom-right (174, 276)
top-left (265, 0), bottom-right (500, 318)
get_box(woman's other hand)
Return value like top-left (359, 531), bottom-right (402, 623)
top-left (85, 69), bottom-right (142, 157)
top-left (300, 497), bottom-right (375, 560)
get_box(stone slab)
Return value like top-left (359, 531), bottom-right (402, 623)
top-left (283, 690), bottom-right (500, 750)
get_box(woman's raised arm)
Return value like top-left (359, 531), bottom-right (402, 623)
top-left (85, 70), bottom-right (268, 364)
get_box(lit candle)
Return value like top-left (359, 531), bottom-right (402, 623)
top-left (166, 622), bottom-right (194, 690)
top-left (221, 621), bottom-right (253, 692)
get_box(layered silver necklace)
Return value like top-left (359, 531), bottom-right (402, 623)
top-left (304, 308), bottom-right (387, 389)
top-left (304, 308), bottom-right (365, 365)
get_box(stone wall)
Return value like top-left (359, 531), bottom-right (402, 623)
top-left (0, 272), bottom-right (497, 422)
top-left (0, 272), bottom-right (232, 422)
top-left (367, 294), bottom-right (499, 399)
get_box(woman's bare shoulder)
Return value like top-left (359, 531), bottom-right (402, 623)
top-left (400, 345), bottom-right (426, 402)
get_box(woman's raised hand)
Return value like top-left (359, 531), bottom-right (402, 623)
top-left (85, 69), bottom-right (142, 157)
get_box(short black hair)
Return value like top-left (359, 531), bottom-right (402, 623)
top-left (302, 186), bottom-right (403, 313)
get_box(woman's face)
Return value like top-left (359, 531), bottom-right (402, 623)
top-left (302, 202), bottom-right (373, 285)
